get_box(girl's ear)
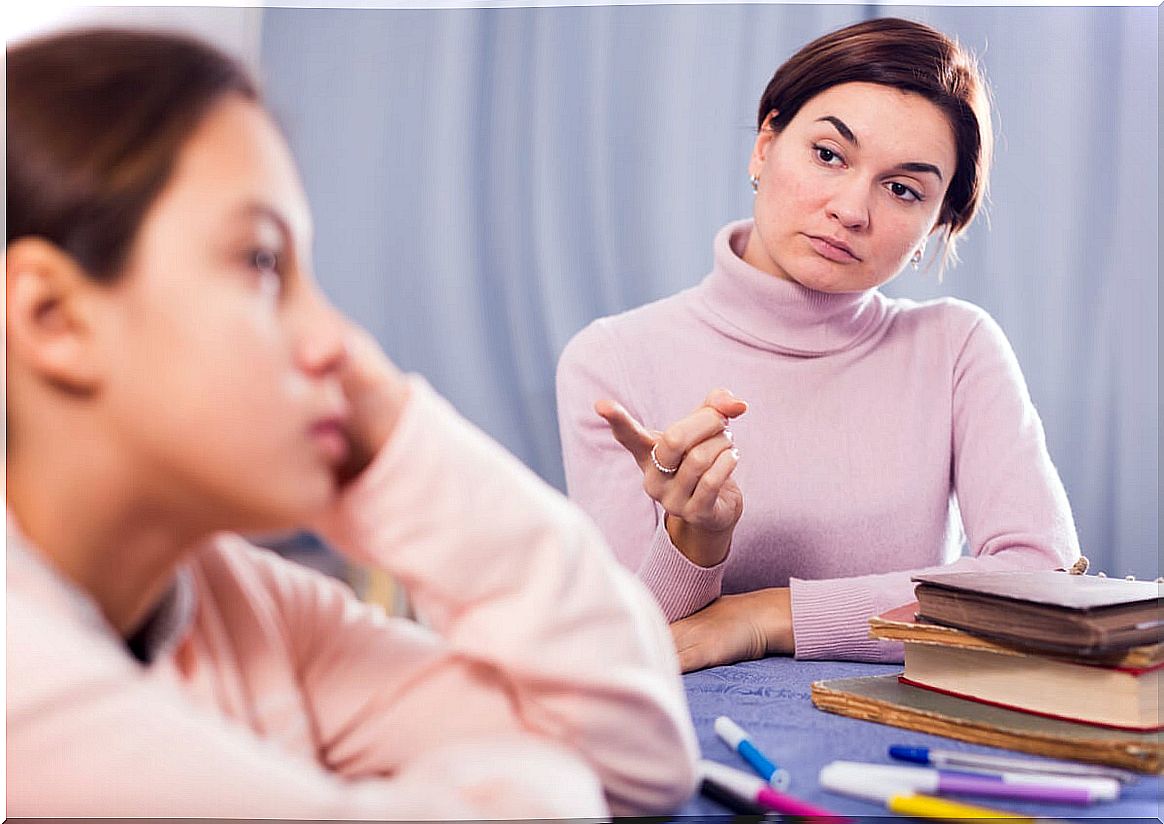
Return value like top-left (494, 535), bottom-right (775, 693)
top-left (6, 237), bottom-right (108, 394)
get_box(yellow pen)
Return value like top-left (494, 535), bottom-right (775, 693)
top-left (890, 791), bottom-right (1039, 820)
top-left (820, 763), bottom-right (1068, 821)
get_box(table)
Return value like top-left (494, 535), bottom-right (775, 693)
top-left (678, 657), bottom-right (1162, 819)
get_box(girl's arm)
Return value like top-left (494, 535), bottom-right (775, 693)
top-left (303, 372), bottom-right (699, 814)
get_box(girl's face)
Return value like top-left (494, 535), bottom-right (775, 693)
top-left (744, 81), bottom-right (957, 292)
top-left (97, 95), bottom-right (351, 532)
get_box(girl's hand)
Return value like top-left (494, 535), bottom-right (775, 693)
top-left (333, 324), bottom-right (411, 486)
top-left (596, 389), bottom-right (747, 567)
top-left (670, 588), bottom-right (793, 672)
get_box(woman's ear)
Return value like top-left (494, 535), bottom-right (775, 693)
top-left (748, 110), bottom-right (780, 181)
top-left (6, 237), bottom-right (107, 394)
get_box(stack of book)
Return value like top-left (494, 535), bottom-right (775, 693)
top-left (811, 569), bottom-right (1164, 773)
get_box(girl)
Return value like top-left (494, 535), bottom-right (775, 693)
top-left (6, 27), bottom-right (697, 817)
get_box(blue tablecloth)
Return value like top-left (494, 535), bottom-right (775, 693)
top-left (676, 657), bottom-right (1162, 819)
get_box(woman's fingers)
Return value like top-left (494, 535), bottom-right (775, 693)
top-left (702, 388), bottom-right (748, 420)
top-left (655, 430), bottom-right (735, 506)
top-left (596, 390), bottom-right (747, 511)
top-left (652, 405), bottom-right (732, 476)
top-left (594, 399), bottom-right (657, 468)
top-left (685, 447), bottom-right (741, 522)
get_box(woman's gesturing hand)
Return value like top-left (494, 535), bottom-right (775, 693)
top-left (670, 588), bottom-right (794, 672)
top-left (595, 389), bottom-right (747, 567)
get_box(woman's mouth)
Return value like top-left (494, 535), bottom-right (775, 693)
top-left (806, 234), bottom-right (860, 263)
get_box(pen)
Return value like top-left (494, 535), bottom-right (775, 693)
top-left (714, 715), bottom-right (791, 789)
top-left (818, 766), bottom-right (1068, 822)
top-left (823, 760), bottom-right (1117, 805)
top-left (889, 745), bottom-right (1138, 783)
top-left (700, 759), bottom-right (845, 819)
top-left (698, 777), bottom-right (768, 815)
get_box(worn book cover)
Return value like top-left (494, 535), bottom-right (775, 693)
top-left (869, 602), bottom-right (1164, 668)
top-left (811, 673), bottom-right (1163, 773)
top-left (910, 570), bottom-right (1164, 655)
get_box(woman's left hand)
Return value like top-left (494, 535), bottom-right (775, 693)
top-left (669, 588), bottom-right (794, 672)
top-left (333, 324), bottom-right (412, 486)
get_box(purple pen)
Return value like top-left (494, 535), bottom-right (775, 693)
top-left (822, 761), bottom-right (1118, 805)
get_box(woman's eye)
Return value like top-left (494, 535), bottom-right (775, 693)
top-left (887, 181), bottom-right (922, 202)
top-left (814, 145), bottom-right (843, 165)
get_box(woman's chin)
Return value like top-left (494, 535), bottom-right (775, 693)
top-left (788, 264), bottom-right (882, 294)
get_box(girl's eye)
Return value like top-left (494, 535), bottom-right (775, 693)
top-left (814, 145), bottom-right (844, 166)
top-left (247, 247), bottom-right (284, 298)
top-left (888, 181), bottom-right (923, 203)
top-left (250, 248), bottom-right (280, 274)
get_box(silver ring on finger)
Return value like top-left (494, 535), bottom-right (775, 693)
top-left (650, 443), bottom-right (679, 474)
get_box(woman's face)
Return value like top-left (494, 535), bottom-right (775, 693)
top-left (97, 95), bottom-right (351, 532)
top-left (744, 81), bottom-right (957, 292)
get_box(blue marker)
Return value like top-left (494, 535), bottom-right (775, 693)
top-left (714, 715), bottom-right (791, 789)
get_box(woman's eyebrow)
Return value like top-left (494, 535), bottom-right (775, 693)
top-left (895, 161), bottom-right (944, 181)
top-left (816, 115), bottom-right (858, 146)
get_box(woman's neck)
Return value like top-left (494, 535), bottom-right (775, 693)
top-left (6, 438), bottom-right (208, 637)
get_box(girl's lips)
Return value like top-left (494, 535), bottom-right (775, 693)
top-left (806, 234), bottom-right (860, 263)
top-left (310, 420), bottom-right (350, 464)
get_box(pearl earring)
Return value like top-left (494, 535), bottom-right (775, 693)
top-left (911, 241), bottom-right (927, 270)
top-left (749, 174), bottom-right (759, 194)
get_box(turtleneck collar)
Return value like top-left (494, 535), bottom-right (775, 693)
top-left (694, 219), bottom-right (891, 356)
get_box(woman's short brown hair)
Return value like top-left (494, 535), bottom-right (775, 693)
top-left (757, 17), bottom-right (993, 266)
top-left (6, 27), bottom-right (258, 281)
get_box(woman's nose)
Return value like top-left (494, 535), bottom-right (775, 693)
top-left (826, 180), bottom-right (871, 231)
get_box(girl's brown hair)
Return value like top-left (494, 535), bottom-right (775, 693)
top-left (757, 17), bottom-right (993, 266)
top-left (6, 27), bottom-right (258, 281)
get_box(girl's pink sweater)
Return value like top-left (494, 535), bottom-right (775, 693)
top-left (6, 377), bottom-right (698, 818)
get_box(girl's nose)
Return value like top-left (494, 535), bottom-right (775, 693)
top-left (295, 290), bottom-right (348, 377)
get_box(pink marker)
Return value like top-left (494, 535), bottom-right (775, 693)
top-left (699, 759), bottom-right (847, 819)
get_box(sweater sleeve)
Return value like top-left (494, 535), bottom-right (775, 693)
top-left (556, 320), bottom-right (725, 620)
top-left (307, 375), bottom-right (699, 815)
top-left (790, 307), bottom-right (1080, 662)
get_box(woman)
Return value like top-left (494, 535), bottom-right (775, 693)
top-left (5, 27), bottom-right (697, 817)
top-left (556, 17), bottom-right (1080, 671)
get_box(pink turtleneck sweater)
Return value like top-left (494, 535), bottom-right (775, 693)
top-left (6, 377), bottom-right (698, 818)
top-left (556, 220), bottom-right (1080, 662)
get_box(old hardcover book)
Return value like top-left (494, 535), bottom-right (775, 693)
top-left (911, 570), bottom-right (1164, 656)
top-left (897, 644), bottom-right (1161, 731)
top-left (869, 602), bottom-right (1164, 668)
top-left (868, 603), bottom-right (1162, 731)
top-left (810, 673), bottom-right (1163, 774)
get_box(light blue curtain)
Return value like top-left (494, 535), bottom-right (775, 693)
top-left (260, 4), bottom-right (1158, 579)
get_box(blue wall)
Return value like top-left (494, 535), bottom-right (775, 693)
top-left (261, 4), bottom-right (1158, 579)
